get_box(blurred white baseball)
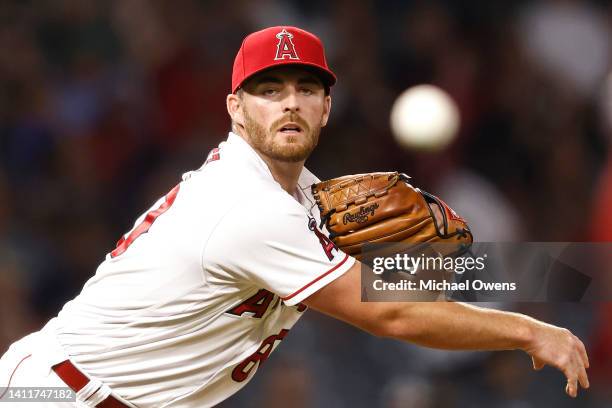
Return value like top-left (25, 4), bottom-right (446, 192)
top-left (390, 85), bottom-right (460, 151)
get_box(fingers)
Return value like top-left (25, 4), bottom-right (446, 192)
top-left (565, 378), bottom-right (577, 398)
top-left (576, 337), bottom-right (590, 369)
top-left (532, 356), bottom-right (545, 371)
top-left (562, 349), bottom-right (589, 398)
top-left (563, 363), bottom-right (578, 398)
top-left (572, 336), bottom-right (590, 391)
top-left (578, 365), bottom-right (589, 390)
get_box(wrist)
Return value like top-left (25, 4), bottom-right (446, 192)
top-left (513, 314), bottom-right (538, 351)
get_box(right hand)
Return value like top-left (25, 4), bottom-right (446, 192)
top-left (524, 322), bottom-right (590, 398)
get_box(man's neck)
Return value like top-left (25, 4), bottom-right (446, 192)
top-left (258, 155), bottom-right (304, 195)
top-left (234, 131), bottom-right (304, 194)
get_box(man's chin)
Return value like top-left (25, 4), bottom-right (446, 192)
top-left (268, 150), bottom-right (311, 163)
top-left (264, 139), bottom-right (314, 161)
top-left (274, 131), bottom-right (301, 141)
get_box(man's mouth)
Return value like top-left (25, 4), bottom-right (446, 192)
top-left (278, 123), bottom-right (303, 134)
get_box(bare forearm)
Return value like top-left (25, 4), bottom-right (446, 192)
top-left (380, 300), bottom-right (589, 396)
top-left (383, 301), bottom-right (538, 351)
top-left (305, 260), bottom-right (589, 397)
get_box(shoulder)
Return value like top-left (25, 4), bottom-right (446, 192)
top-left (181, 158), bottom-right (274, 199)
top-left (206, 187), bottom-right (311, 247)
top-left (235, 188), bottom-right (309, 224)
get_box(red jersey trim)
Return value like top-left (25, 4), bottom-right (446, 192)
top-left (282, 254), bottom-right (350, 302)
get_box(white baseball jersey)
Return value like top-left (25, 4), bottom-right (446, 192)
top-left (36, 132), bottom-right (355, 407)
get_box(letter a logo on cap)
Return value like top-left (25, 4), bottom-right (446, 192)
top-left (274, 29), bottom-right (299, 61)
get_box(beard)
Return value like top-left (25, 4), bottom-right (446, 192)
top-left (242, 108), bottom-right (321, 163)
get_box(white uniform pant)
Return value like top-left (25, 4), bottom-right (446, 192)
top-left (0, 332), bottom-right (135, 408)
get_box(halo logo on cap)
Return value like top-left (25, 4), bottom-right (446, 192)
top-left (274, 29), bottom-right (300, 61)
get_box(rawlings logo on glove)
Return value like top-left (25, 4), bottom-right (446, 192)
top-left (343, 203), bottom-right (380, 225)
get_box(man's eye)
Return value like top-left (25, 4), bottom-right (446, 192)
top-left (263, 89), bottom-right (278, 96)
top-left (301, 88), bottom-right (313, 95)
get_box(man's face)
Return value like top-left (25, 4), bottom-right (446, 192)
top-left (230, 67), bottom-right (331, 163)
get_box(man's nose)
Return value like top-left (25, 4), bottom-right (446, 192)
top-left (282, 88), bottom-right (300, 113)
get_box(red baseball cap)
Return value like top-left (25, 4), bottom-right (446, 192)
top-left (232, 26), bottom-right (336, 93)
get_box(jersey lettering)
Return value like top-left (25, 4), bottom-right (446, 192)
top-left (227, 289), bottom-right (275, 318)
top-left (231, 329), bottom-right (289, 382)
top-left (308, 217), bottom-right (337, 261)
top-left (111, 184), bottom-right (180, 258)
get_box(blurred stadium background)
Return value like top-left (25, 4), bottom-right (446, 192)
top-left (1, 0), bottom-right (612, 406)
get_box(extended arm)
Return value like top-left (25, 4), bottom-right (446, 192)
top-left (303, 261), bottom-right (590, 397)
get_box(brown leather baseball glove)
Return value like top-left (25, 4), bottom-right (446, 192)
top-left (311, 172), bottom-right (473, 259)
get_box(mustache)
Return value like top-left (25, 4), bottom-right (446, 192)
top-left (270, 113), bottom-right (310, 133)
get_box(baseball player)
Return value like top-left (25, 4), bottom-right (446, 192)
top-left (0, 26), bottom-right (589, 407)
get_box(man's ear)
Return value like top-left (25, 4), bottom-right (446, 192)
top-left (227, 93), bottom-right (244, 126)
top-left (321, 95), bottom-right (332, 127)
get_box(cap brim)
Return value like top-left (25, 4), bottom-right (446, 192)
top-left (234, 62), bottom-right (336, 93)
